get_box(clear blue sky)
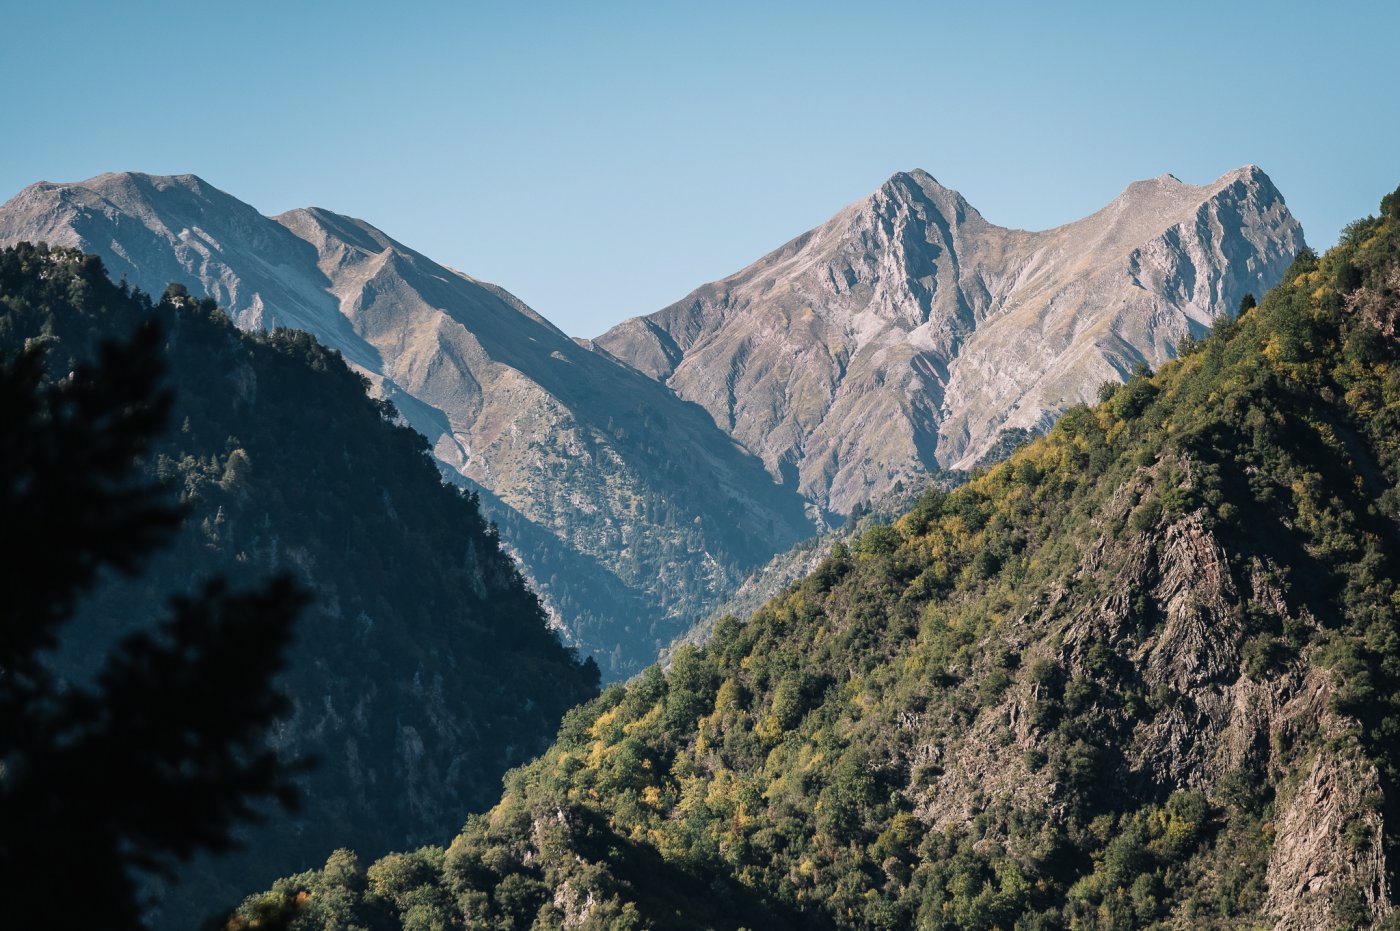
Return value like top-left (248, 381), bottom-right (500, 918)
top-left (4, 0), bottom-right (1397, 336)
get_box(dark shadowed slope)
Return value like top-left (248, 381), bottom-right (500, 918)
top-left (0, 243), bottom-right (599, 928)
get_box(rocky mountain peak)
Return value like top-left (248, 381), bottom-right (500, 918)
top-left (596, 165), bottom-right (1305, 511)
top-left (869, 168), bottom-right (983, 229)
top-left (92, 169), bottom-right (211, 194)
top-left (73, 171), bottom-right (264, 232)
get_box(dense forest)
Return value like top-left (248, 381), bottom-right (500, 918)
top-left (0, 244), bottom-right (599, 929)
top-left (238, 186), bottom-right (1400, 929)
top-left (667, 473), bottom-right (965, 659)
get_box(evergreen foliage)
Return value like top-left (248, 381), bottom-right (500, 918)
top-left (0, 244), bottom-right (599, 928)
top-left (0, 299), bottom-right (308, 931)
top-left (668, 474), bottom-right (965, 659)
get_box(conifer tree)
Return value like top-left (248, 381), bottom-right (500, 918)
top-left (0, 315), bottom-right (307, 930)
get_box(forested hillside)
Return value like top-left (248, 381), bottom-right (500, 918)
top-left (0, 244), bottom-right (599, 928)
top-left (243, 186), bottom-right (1400, 929)
top-left (667, 473), bottom-right (965, 659)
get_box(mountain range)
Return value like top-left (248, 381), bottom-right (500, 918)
top-left (235, 183), bottom-right (1400, 930)
top-left (596, 166), bottom-right (1304, 510)
top-left (0, 167), bottom-right (1304, 674)
top-left (0, 173), bottom-right (812, 676)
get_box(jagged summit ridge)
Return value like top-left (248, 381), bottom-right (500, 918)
top-left (595, 165), bottom-right (1305, 511)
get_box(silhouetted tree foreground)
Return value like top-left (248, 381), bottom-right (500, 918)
top-left (0, 312), bottom-right (308, 929)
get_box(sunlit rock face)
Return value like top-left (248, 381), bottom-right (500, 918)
top-left (596, 166), bottom-right (1304, 512)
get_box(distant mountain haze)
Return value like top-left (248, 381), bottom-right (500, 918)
top-left (0, 167), bottom-right (1304, 672)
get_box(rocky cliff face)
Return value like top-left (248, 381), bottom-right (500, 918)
top-left (596, 166), bottom-right (1305, 512)
top-left (929, 480), bottom-right (1393, 930)
top-left (0, 174), bottom-right (815, 676)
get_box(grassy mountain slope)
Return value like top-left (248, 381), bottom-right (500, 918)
top-left (0, 244), bottom-right (599, 928)
top-left (243, 187), bottom-right (1400, 929)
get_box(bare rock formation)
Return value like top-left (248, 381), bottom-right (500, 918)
top-left (597, 167), bottom-right (1304, 512)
